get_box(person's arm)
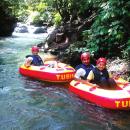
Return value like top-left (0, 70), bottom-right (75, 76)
top-left (87, 70), bottom-right (94, 81)
top-left (24, 57), bottom-right (33, 67)
top-left (86, 70), bottom-right (100, 87)
top-left (108, 71), bottom-right (112, 78)
top-left (74, 68), bottom-right (91, 84)
top-left (75, 69), bottom-right (98, 87)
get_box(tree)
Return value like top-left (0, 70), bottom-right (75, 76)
top-left (83, 0), bottom-right (130, 58)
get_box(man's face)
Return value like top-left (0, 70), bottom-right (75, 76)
top-left (82, 57), bottom-right (90, 65)
top-left (32, 51), bottom-right (38, 55)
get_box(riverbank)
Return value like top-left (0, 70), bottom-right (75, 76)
top-left (108, 58), bottom-right (130, 81)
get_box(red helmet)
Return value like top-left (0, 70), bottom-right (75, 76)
top-left (96, 57), bottom-right (107, 65)
top-left (31, 46), bottom-right (39, 52)
top-left (80, 52), bottom-right (90, 61)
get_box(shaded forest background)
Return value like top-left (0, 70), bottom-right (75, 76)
top-left (1, 0), bottom-right (130, 63)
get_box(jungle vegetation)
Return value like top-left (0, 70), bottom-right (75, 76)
top-left (1, 0), bottom-right (130, 59)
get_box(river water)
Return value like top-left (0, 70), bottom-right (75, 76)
top-left (0, 32), bottom-right (130, 130)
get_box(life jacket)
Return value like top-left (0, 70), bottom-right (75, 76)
top-left (91, 67), bottom-right (109, 85)
top-left (26, 55), bottom-right (43, 66)
top-left (75, 64), bottom-right (94, 80)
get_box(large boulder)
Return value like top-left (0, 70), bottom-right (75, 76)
top-left (0, 5), bottom-right (17, 36)
top-left (0, 17), bottom-right (17, 36)
top-left (33, 27), bottom-right (47, 34)
top-left (107, 58), bottom-right (130, 80)
top-left (14, 24), bottom-right (28, 33)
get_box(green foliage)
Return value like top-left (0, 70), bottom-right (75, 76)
top-left (2, 0), bottom-right (130, 60)
top-left (82, 0), bottom-right (130, 58)
top-left (68, 41), bottom-right (87, 53)
top-left (53, 12), bottom-right (62, 26)
top-left (24, 1), bottom-right (48, 24)
top-left (122, 39), bottom-right (130, 59)
top-left (1, 0), bottom-right (13, 15)
top-left (29, 11), bottom-right (41, 24)
top-left (36, 2), bottom-right (47, 12)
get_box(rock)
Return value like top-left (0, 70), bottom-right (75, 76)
top-left (107, 58), bottom-right (130, 80)
top-left (33, 27), bottom-right (47, 34)
top-left (0, 16), bottom-right (17, 36)
top-left (14, 25), bottom-right (28, 33)
top-left (0, 4), bottom-right (17, 36)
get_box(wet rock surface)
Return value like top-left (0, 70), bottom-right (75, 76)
top-left (107, 58), bottom-right (130, 81)
top-left (0, 5), bottom-right (17, 36)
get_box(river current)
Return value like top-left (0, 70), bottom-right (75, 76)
top-left (0, 32), bottom-right (130, 130)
